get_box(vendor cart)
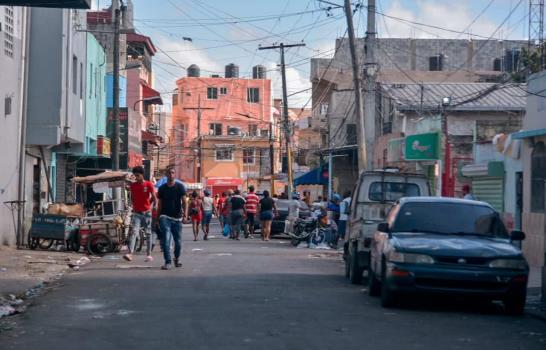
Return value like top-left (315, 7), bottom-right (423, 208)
top-left (71, 171), bottom-right (135, 255)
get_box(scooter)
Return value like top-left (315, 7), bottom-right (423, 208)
top-left (289, 217), bottom-right (317, 246)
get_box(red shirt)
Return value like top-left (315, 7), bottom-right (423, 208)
top-left (218, 197), bottom-right (229, 215)
top-left (245, 193), bottom-right (259, 214)
top-left (130, 181), bottom-right (155, 213)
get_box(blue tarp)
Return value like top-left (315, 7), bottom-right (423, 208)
top-left (294, 167), bottom-right (328, 186)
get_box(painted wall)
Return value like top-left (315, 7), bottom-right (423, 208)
top-left (26, 8), bottom-right (87, 146)
top-left (84, 33), bottom-right (107, 154)
top-left (0, 6), bottom-right (26, 245)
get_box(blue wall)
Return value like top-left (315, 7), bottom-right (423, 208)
top-left (106, 74), bottom-right (127, 108)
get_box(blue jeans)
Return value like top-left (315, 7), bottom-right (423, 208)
top-left (130, 212), bottom-right (152, 255)
top-left (338, 220), bottom-right (347, 240)
top-left (160, 216), bottom-right (182, 264)
top-left (230, 209), bottom-right (244, 238)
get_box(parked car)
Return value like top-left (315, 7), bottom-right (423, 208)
top-left (271, 199), bottom-right (311, 236)
top-left (344, 170), bottom-right (430, 284)
top-left (368, 197), bottom-right (528, 314)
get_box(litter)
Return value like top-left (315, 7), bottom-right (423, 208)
top-left (0, 306), bottom-right (16, 318)
top-left (213, 253), bottom-right (232, 256)
top-left (191, 248), bottom-right (203, 252)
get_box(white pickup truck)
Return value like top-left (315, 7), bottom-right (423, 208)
top-left (343, 170), bottom-right (430, 284)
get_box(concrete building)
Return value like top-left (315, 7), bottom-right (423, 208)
top-left (172, 65), bottom-right (274, 185)
top-left (0, 5), bottom-right (28, 245)
top-left (25, 7), bottom-right (88, 213)
top-left (512, 70), bottom-right (546, 297)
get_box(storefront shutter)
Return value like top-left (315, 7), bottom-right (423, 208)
top-left (471, 177), bottom-right (504, 212)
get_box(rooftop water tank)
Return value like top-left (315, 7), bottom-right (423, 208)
top-left (252, 65), bottom-right (267, 79)
top-left (225, 63), bottom-right (239, 78)
top-left (188, 64), bottom-right (200, 77)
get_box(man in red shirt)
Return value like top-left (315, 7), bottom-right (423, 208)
top-left (126, 166), bottom-right (156, 262)
top-left (244, 186), bottom-right (260, 238)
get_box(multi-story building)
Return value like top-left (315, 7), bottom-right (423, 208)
top-left (0, 5), bottom-right (28, 245)
top-left (172, 63), bottom-right (275, 189)
top-left (310, 37), bottom-right (528, 195)
top-left (25, 7), bottom-right (89, 209)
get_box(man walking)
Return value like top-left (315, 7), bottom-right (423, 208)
top-left (229, 189), bottom-right (246, 240)
top-left (244, 186), bottom-right (259, 238)
top-left (125, 166), bottom-right (156, 262)
top-left (157, 167), bottom-right (187, 270)
top-left (337, 191), bottom-right (352, 249)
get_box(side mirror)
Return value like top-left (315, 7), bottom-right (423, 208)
top-left (510, 230), bottom-right (525, 241)
top-left (377, 222), bottom-right (390, 233)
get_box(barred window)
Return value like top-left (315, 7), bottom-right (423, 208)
top-left (247, 88), bottom-right (259, 103)
top-left (243, 149), bottom-right (254, 164)
top-left (4, 6), bottom-right (15, 58)
top-left (216, 148), bottom-right (233, 161)
top-left (207, 87), bottom-right (218, 100)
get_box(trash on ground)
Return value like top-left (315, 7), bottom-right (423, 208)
top-left (213, 253), bottom-right (232, 256)
top-left (0, 306), bottom-right (16, 318)
top-left (191, 248), bottom-right (203, 252)
top-left (0, 267), bottom-right (6, 272)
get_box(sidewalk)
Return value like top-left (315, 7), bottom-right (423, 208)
top-left (527, 266), bottom-right (545, 321)
top-left (0, 246), bottom-right (89, 318)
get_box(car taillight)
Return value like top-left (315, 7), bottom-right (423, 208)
top-left (511, 275), bottom-right (528, 283)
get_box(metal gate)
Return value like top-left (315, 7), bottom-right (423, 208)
top-left (471, 177), bottom-right (504, 212)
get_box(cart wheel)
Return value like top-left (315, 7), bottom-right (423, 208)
top-left (29, 237), bottom-right (39, 250)
top-left (87, 233), bottom-right (114, 256)
top-left (39, 239), bottom-right (54, 250)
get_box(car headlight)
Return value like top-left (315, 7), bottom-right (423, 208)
top-left (488, 259), bottom-right (527, 270)
top-left (388, 251), bottom-right (434, 264)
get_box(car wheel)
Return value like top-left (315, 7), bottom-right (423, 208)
top-left (380, 259), bottom-right (397, 308)
top-left (368, 266), bottom-right (381, 297)
top-left (504, 293), bottom-right (526, 315)
top-left (290, 237), bottom-right (300, 246)
top-left (349, 244), bottom-right (363, 284)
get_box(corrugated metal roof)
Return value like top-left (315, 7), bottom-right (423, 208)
top-left (381, 82), bottom-right (526, 111)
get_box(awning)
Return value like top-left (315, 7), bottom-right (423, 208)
top-left (206, 178), bottom-right (243, 186)
top-left (511, 128), bottom-right (546, 140)
top-left (294, 167), bottom-right (328, 186)
top-left (141, 130), bottom-right (162, 146)
top-left (141, 84), bottom-right (163, 105)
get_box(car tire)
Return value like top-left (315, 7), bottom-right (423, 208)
top-left (368, 266), bottom-right (381, 297)
top-left (504, 293), bottom-right (526, 315)
top-left (380, 259), bottom-right (397, 308)
top-left (349, 244), bottom-right (363, 284)
top-left (290, 237), bottom-right (300, 246)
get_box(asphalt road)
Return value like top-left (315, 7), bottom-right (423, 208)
top-left (1, 223), bottom-right (545, 350)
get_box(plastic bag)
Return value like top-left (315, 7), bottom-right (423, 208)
top-left (222, 224), bottom-right (230, 237)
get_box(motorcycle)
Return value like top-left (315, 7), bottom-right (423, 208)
top-left (289, 217), bottom-right (317, 246)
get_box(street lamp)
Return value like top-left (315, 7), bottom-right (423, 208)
top-left (441, 96), bottom-right (452, 197)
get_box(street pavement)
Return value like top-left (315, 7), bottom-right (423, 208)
top-left (1, 223), bottom-right (545, 350)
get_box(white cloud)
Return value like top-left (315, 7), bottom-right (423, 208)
top-left (379, 0), bottom-right (501, 39)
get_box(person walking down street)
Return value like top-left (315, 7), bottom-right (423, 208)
top-left (229, 189), bottom-right (246, 240)
top-left (337, 191), bottom-right (352, 249)
top-left (217, 192), bottom-right (227, 228)
top-left (244, 186), bottom-right (259, 238)
top-left (287, 193), bottom-right (301, 235)
top-left (189, 191), bottom-right (203, 241)
top-left (462, 184), bottom-right (477, 200)
top-left (201, 190), bottom-right (215, 240)
top-left (328, 194), bottom-right (341, 225)
top-left (125, 166), bottom-right (157, 262)
top-left (258, 190), bottom-right (277, 241)
top-left (157, 168), bottom-right (187, 270)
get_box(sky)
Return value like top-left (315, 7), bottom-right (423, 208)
top-left (91, 0), bottom-right (531, 109)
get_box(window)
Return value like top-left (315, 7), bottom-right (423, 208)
top-left (207, 87), bottom-right (218, 99)
top-left (346, 124), bottom-right (357, 145)
top-left (248, 124), bottom-right (258, 136)
top-left (3, 7), bottom-right (14, 58)
top-left (391, 202), bottom-right (507, 238)
top-left (220, 87), bottom-right (228, 95)
top-left (247, 88), bottom-right (260, 103)
top-left (216, 148), bottom-right (233, 161)
top-left (4, 97), bottom-right (12, 116)
top-left (320, 103), bottom-right (329, 116)
top-left (80, 62), bottom-right (84, 99)
top-left (89, 63), bottom-right (93, 98)
top-left (243, 149), bottom-right (255, 164)
top-left (209, 123), bottom-right (222, 136)
top-left (261, 129), bottom-right (269, 138)
top-left (172, 93), bottom-right (178, 106)
top-left (531, 142), bottom-right (546, 212)
top-left (72, 55), bottom-right (78, 95)
top-left (367, 182), bottom-right (421, 202)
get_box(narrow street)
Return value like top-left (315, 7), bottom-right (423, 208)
top-left (1, 223), bottom-right (545, 350)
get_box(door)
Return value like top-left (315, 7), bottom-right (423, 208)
top-left (515, 172), bottom-right (523, 230)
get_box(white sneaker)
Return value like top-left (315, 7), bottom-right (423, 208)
top-left (144, 256), bottom-right (153, 262)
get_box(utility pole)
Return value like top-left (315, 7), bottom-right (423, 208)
top-left (269, 122), bottom-right (275, 195)
top-left (259, 42), bottom-right (305, 197)
top-left (343, 0), bottom-right (367, 172)
top-left (111, 0), bottom-right (121, 171)
top-left (363, 0), bottom-right (377, 171)
top-left (184, 95), bottom-right (213, 183)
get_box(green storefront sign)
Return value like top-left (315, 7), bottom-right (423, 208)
top-left (405, 132), bottom-right (440, 160)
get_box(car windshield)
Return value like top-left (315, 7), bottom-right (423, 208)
top-left (368, 182), bottom-right (421, 202)
top-left (391, 202), bottom-right (508, 238)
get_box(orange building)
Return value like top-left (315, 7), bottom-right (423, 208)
top-left (172, 64), bottom-right (277, 188)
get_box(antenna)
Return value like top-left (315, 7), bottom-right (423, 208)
top-left (529, 0), bottom-right (545, 70)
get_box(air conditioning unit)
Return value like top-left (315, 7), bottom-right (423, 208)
top-left (228, 127), bottom-right (241, 136)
